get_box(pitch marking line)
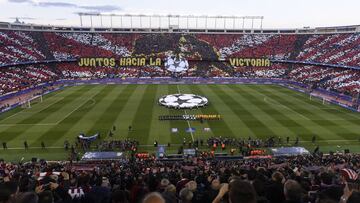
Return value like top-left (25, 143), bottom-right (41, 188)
top-left (264, 97), bottom-right (310, 120)
top-left (25, 97), bottom-right (65, 114)
top-left (176, 85), bottom-right (195, 142)
top-left (300, 140), bottom-right (358, 143)
top-left (0, 95), bottom-right (64, 123)
top-left (0, 109), bottom-right (28, 123)
top-left (54, 93), bottom-right (98, 125)
top-left (286, 88), bottom-right (360, 117)
top-left (0, 123), bottom-right (57, 127)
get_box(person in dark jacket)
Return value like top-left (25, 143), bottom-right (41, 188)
top-left (284, 180), bottom-right (303, 203)
top-left (266, 172), bottom-right (285, 203)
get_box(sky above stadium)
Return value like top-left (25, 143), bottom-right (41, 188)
top-left (0, 0), bottom-right (359, 28)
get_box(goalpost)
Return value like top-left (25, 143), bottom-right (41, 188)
top-left (309, 93), bottom-right (330, 105)
top-left (322, 98), bottom-right (331, 105)
top-left (20, 95), bottom-right (43, 109)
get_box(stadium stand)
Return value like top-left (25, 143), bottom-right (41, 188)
top-left (0, 153), bottom-right (360, 203)
top-left (0, 27), bottom-right (360, 203)
top-left (0, 30), bottom-right (359, 97)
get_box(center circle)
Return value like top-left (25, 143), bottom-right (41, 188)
top-left (158, 94), bottom-right (208, 109)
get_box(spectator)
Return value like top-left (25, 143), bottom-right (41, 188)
top-left (266, 172), bottom-right (285, 203)
top-left (142, 192), bottom-right (165, 203)
top-left (179, 188), bottom-right (193, 203)
top-left (284, 180), bottom-right (303, 203)
top-left (213, 179), bottom-right (257, 203)
top-left (162, 185), bottom-right (177, 203)
top-left (111, 189), bottom-right (130, 203)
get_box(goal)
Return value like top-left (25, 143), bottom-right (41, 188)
top-left (21, 95), bottom-right (43, 109)
top-left (309, 94), bottom-right (331, 105)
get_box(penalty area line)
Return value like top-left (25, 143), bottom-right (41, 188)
top-left (1, 94), bottom-right (64, 122)
top-left (264, 97), bottom-right (310, 120)
top-left (54, 93), bottom-right (98, 125)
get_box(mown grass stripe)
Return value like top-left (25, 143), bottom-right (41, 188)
top-left (0, 86), bottom-right (93, 143)
top-left (32, 85), bottom-right (112, 146)
top-left (105, 85), bottom-right (147, 140)
top-left (147, 85), bottom-right (172, 145)
top-left (180, 85), bottom-right (215, 140)
top-left (18, 86), bottom-right (92, 124)
top-left (168, 85), bottom-right (190, 145)
top-left (209, 85), bottom-right (276, 138)
top-left (189, 85), bottom-right (235, 139)
top-left (277, 86), bottom-right (360, 125)
top-left (262, 86), bottom-right (354, 140)
top-left (127, 85), bottom-right (158, 144)
top-left (198, 85), bottom-right (255, 138)
top-left (0, 86), bottom-right (84, 125)
top-left (86, 85), bottom-right (137, 139)
top-left (48, 85), bottom-right (128, 147)
top-left (0, 87), bottom-right (72, 122)
top-left (238, 85), bottom-right (319, 141)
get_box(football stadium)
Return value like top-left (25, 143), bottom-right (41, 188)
top-left (0, 0), bottom-right (360, 203)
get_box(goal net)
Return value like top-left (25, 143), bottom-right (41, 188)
top-left (21, 95), bottom-right (43, 109)
top-left (309, 93), bottom-right (331, 105)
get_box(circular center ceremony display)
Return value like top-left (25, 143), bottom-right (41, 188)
top-left (164, 56), bottom-right (189, 73)
top-left (159, 94), bottom-right (208, 109)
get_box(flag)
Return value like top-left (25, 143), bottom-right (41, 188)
top-left (171, 128), bottom-right (178, 133)
top-left (186, 128), bottom-right (196, 133)
top-left (203, 127), bottom-right (211, 132)
top-left (78, 132), bottom-right (99, 142)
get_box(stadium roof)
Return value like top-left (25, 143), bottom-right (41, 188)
top-left (0, 18), bottom-right (359, 34)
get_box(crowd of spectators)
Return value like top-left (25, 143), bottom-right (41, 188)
top-left (0, 63), bottom-right (359, 97)
top-left (1, 30), bottom-right (359, 67)
top-left (287, 65), bottom-right (360, 95)
top-left (0, 152), bottom-right (360, 203)
top-left (0, 31), bottom-right (46, 65)
top-left (0, 30), bottom-right (359, 96)
top-left (0, 65), bottom-right (59, 95)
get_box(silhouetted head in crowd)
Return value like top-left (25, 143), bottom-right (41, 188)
top-left (317, 186), bottom-right (343, 203)
top-left (16, 192), bottom-right (39, 203)
top-left (179, 188), bottom-right (193, 203)
top-left (210, 178), bottom-right (221, 190)
top-left (272, 171), bottom-right (284, 183)
top-left (164, 184), bottom-right (176, 194)
top-left (320, 172), bottom-right (333, 185)
top-left (159, 178), bottom-right (170, 191)
top-left (142, 192), bottom-right (165, 203)
top-left (347, 191), bottom-right (360, 203)
top-left (284, 180), bottom-right (303, 203)
top-left (0, 181), bottom-right (19, 203)
top-left (38, 190), bottom-right (54, 203)
top-left (111, 189), bottom-right (129, 203)
top-left (185, 181), bottom-right (197, 192)
top-left (228, 179), bottom-right (257, 203)
top-left (0, 184), bottom-right (11, 203)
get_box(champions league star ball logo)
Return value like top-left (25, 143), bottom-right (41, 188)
top-left (164, 56), bottom-right (189, 73)
top-left (159, 94), bottom-right (208, 109)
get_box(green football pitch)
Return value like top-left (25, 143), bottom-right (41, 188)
top-left (0, 84), bottom-right (359, 161)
